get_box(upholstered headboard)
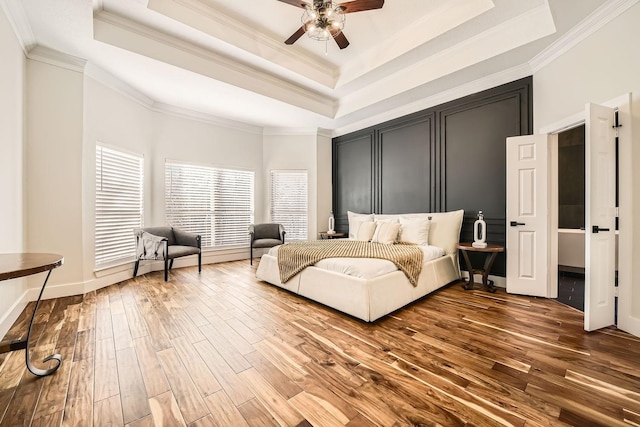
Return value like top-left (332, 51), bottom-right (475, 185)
top-left (373, 210), bottom-right (464, 255)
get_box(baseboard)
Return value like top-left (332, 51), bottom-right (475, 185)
top-left (0, 289), bottom-right (30, 339)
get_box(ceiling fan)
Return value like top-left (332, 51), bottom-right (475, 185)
top-left (277, 0), bottom-right (385, 49)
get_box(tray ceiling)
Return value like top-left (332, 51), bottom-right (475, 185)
top-left (7, 0), bottom-right (609, 132)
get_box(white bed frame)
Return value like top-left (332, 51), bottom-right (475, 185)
top-left (255, 210), bottom-right (464, 322)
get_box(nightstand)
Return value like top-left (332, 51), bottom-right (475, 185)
top-left (457, 242), bottom-right (505, 293)
top-left (319, 232), bottom-right (347, 240)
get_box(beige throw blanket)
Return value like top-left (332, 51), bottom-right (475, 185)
top-left (277, 240), bottom-right (424, 286)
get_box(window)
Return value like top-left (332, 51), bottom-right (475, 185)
top-left (270, 170), bottom-right (308, 241)
top-left (95, 145), bottom-right (144, 267)
top-left (165, 161), bottom-right (254, 248)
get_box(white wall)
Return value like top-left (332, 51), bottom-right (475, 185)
top-left (150, 113), bottom-right (263, 227)
top-left (534, 2), bottom-right (640, 334)
top-left (316, 132), bottom-right (333, 234)
top-left (0, 6), bottom-right (27, 333)
top-left (262, 132), bottom-right (323, 240)
top-left (150, 110), bottom-right (264, 266)
top-left (25, 59), bottom-right (85, 289)
top-left (82, 76), bottom-right (264, 283)
top-left (534, 4), bottom-right (640, 130)
top-left (82, 76), bottom-right (154, 286)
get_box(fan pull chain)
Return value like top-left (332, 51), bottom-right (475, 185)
top-left (325, 39), bottom-right (328, 55)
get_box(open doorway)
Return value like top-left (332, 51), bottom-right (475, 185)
top-left (556, 125), bottom-right (586, 311)
top-left (555, 122), bottom-right (619, 318)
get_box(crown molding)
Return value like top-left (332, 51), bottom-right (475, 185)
top-left (263, 127), bottom-right (320, 136)
top-left (317, 128), bottom-right (333, 138)
top-left (85, 62), bottom-right (155, 106)
top-left (153, 102), bottom-right (263, 134)
top-left (336, 2), bottom-right (554, 118)
top-left (86, 62), bottom-right (263, 134)
top-left (27, 45), bottom-right (87, 72)
top-left (333, 63), bottom-right (532, 137)
top-left (148, 0), bottom-right (337, 89)
top-left (262, 127), bottom-right (334, 139)
top-left (93, 10), bottom-right (336, 118)
top-left (0, 0), bottom-right (36, 53)
top-left (338, 0), bottom-right (495, 87)
top-left (529, 0), bottom-right (640, 72)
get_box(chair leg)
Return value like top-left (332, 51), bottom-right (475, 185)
top-left (250, 245), bottom-right (253, 265)
top-left (169, 259), bottom-right (174, 270)
top-left (164, 258), bottom-right (169, 281)
top-left (198, 252), bottom-right (202, 273)
top-left (133, 259), bottom-right (140, 277)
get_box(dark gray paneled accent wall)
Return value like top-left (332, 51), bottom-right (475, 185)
top-left (334, 132), bottom-right (375, 232)
top-left (379, 114), bottom-right (435, 214)
top-left (332, 77), bottom-right (533, 276)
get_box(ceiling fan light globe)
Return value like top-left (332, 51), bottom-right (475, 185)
top-left (299, 1), bottom-right (346, 43)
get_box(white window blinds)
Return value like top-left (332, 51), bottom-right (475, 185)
top-left (165, 161), bottom-right (254, 248)
top-left (95, 145), bottom-right (144, 267)
top-left (270, 170), bottom-right (308, 241)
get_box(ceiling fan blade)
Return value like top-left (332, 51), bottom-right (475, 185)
top-left (332, 30), bottom-right (350, 49)
top-left (339, 0), bottom-right (384, 13)
top-left (285, 25), bottom-right (307, 45)
top-left (276, 0), bottom-right (308, 9)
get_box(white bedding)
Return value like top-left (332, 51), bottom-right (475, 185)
top-left (256, 209), bottom-right (464, 322)
top-left (267, 243), bottom-right (445, 280)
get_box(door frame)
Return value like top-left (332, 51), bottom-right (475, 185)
top-left (541, 93), bottom-right (636, 335)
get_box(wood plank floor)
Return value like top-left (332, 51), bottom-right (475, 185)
top-left (1, 260), bottom-right (639, 426)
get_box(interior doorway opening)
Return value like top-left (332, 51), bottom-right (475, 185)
top-left (556, 125), bottom-right (586, 311)
top-left (554, 122), bottom-right (619, 320)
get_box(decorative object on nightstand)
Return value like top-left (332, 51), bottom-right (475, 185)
top-left (328, 210), bottom-right (335, 234)
top-left (472, 210), bottom-right (488, 248)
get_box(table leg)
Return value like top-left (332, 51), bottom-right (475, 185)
top-left (460, 249), bottom-right (475, 290)
top-left (25, 270), bottom-right (62, 376)
top-left (482, 252), bottom-right (499, 293)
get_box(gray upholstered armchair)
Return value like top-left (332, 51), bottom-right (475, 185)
top-left (133, 226), bottom-right (201, 281)
top-left (249, 223), bottom-right (285, 265)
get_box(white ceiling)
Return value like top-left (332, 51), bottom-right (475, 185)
top-left (4, 0), bottom-right (609, 134)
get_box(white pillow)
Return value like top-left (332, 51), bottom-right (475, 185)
top-left (371, 218), bottom-right (398, 242)
top-left (348, 211), bottom-right (374, 239)
top-left (371, 221), bottom-right (401, 245)
top-left (353, 221), bottom-right (377, 241)
top-left (399, 218), bottom-right (431, 245)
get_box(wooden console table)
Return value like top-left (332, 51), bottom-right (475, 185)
top-left (457, 243), bottom-right (504, 293)
top-left (0, 253), bottom-right (64, 376)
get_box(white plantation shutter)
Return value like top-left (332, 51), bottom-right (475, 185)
top-left (95, 145), bottom-right (144, 267)
top-left (270, 170), bottom-right (308, 241)
top-left (165, 161), bottom-right (254, 248)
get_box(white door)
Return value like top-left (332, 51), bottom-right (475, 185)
top-left (506, 135), bottom-right (552, 297)
top-left (584, 103), bottom-right (617, 331)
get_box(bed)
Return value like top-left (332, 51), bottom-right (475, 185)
top-left (255, 210), bottom-right (464, 322)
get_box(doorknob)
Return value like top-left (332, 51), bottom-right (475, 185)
top-left (510, 221), bottom-right (526, 227)
top-left (592, 225), bottom-right (611, 233)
